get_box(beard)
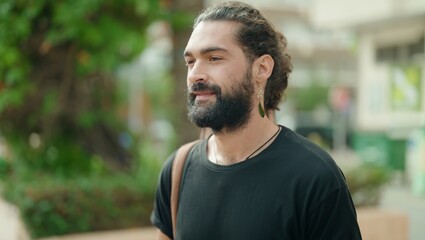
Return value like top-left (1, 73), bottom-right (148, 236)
top-left (187, 69), bottom-right (254, 133)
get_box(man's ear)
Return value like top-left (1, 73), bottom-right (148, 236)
top-left (253, 54), bottom-right (274, 85)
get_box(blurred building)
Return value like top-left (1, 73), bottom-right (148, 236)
top-left (313, 0), bottom-right (425, 131)
top-left (313, 0), bottom-right (425, 186)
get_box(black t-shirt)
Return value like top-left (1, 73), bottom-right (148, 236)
top-left (151, 126), bottom-right (362, 240)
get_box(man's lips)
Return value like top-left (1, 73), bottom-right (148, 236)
top-left (192, 91), bottom-right (216, 100)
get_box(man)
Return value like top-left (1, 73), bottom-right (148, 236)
top-left (151, 1), bottom-right (362, 239)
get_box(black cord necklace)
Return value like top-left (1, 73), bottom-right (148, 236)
top-left (214, 126), bottom-right (281, 165)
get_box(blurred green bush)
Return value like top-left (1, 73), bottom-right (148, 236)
top-left (3, 174), bottom-right (155, 238)
top-left (1, 138), bottom-right (162, 238)
top-left (344, 163), bottom-right (392, 207)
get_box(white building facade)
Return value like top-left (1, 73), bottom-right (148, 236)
top-left (313, 0), bottom-right (425, 132)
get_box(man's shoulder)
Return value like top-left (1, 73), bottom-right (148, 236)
top-left (278, 126), bottom-right (335, 164)
top-left (275, 126), bottom-right (347, 186)
top-left (160, 139), bottom-right (206, 173)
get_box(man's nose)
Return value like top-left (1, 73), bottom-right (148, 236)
top-left (187, 62), bottom-right (208, 83)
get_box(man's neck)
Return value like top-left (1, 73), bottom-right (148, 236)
top-left (207, 112), bottom-right (279, 165)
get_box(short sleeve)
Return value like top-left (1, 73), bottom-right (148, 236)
top-left (305, 186), bottom-right (362, 240)
top-left (150, 152), bottom-right (176, 239)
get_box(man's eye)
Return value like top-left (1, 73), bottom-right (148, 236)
top-left (209, 56), bottom-right (222, 62)
top-left (185, 59), bottom-right (195, 66)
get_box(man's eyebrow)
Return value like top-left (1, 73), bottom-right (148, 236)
top-left (184, 47), bottom-right (229, 57)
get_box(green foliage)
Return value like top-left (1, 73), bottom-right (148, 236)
top-left (1, 131), bottom-right (163, 237)
top-left (0, 0), bottom-right (157, 111)
top-left (0, 0), bottom-right (193, 237)
top-left (0, 157), bottom-right (11, 178)
top-left (0, 0), bottom-right (176, 175)
top-left (6, 135), bottom-right (95, 178)
top-left (3, 174), bottom-right (156, 238)
top-left (344, 163), bottom-right (392, 207)
top-left (134, 137), bottom-right (165, 192)
top-left (291, 84), bottom-right (330, 111)
top-left (166, 9), bottom-right (196, 31)
top-left (0, 0), bottom-right (177, 236)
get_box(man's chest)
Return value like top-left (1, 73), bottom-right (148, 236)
top-left (176, 164), bottom-right (298, 240)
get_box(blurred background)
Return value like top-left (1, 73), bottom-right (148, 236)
top-left (0, 0), bottom-right (424, 239)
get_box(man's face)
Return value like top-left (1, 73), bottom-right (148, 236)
top-left (184, 21), bottom-right (254, 132)
top-left (187, 70), bottom-right (254, 132)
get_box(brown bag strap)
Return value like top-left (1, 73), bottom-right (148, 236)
top-left (170, 128), bottom-right (212, 238)
top-left (170, 140), bottom-right (200, 238)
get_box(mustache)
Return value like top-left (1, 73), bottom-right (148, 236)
top-left (189, 82), bottom-right (221, 95)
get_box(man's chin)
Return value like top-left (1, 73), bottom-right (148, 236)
top-left (193, 98), bottom-right (217, 108)
top-left (191, 118), bottom-right (220, 130)
top-left (188, 111), bottom-right (222, 131)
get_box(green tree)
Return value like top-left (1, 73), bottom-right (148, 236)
top-left (0, 0), bottom-right (167, 175)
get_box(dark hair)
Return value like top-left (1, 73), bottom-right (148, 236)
top-left (194, 1), bottom-right (292, 111)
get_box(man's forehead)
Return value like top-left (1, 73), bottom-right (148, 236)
top-left (184, 21), bottom-right (241, 55)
